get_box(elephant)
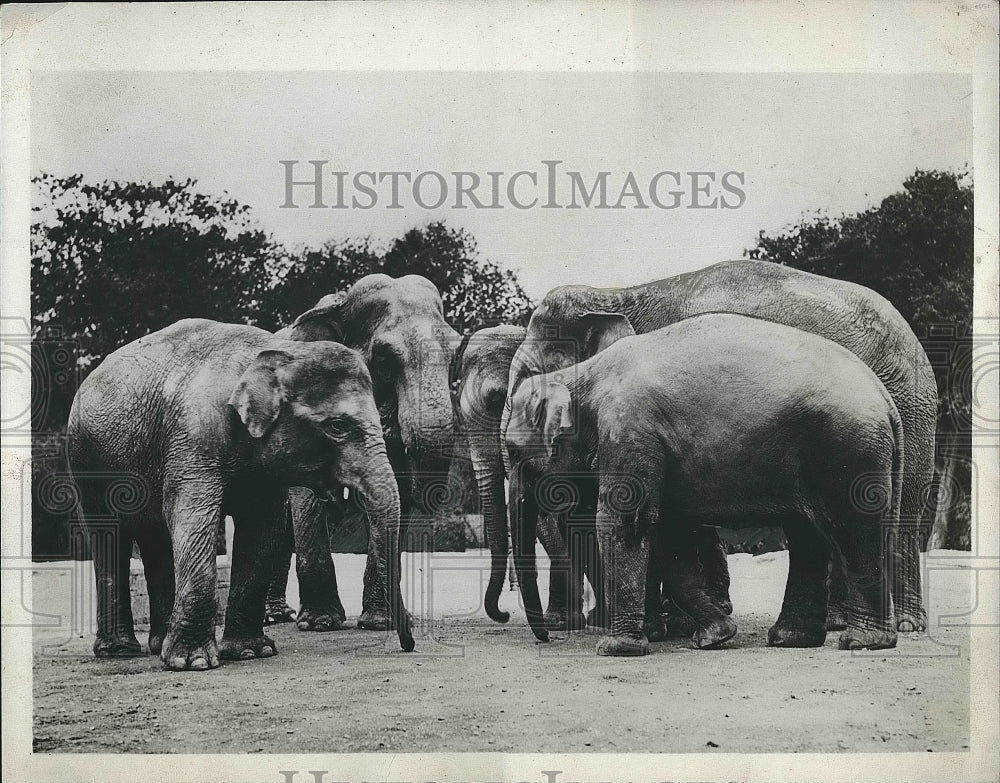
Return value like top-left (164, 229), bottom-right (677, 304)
top-left (264, 274), bottom-right (460, 632)
top-left (501, 259), bottom-right (936, 634)
top-left (451, 324), bottom-right (726, 633)
top-left (451, 325), bottom-right (586, 627)
top-left (66, 319), bottom-right (414, 671)
top-left (504, 313), bottom-right (903, 656)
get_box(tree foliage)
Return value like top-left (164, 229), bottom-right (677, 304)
top-left (32, 174), bottom-right (285, 367)
top-left (267, 221), bottom-right (534, 334)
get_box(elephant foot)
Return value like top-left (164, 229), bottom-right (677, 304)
top-left (644, 613), bottom-right (668, 643)
top-left (148, 631), bottom-right (166, 656)
top-left (767, 623), bottom-right (827, 648)
top-left (264, 598), bottom-right (297, 626)
top-left (586, 606), bottom-right (609, 630)
top-left (357, 609), bottom-right (391, 631)
top-left (161, 635), bottom-right (221, 671)
top-left (692, 616), bottom-right (737, 649)
top-left (837, 627), bottom-right (897, 651)
top-left (93, 632), bottom-right (142, 658)
top-left (296, 605), bottom-right (345, 632)
top-left (825, 604), bottom-right (849, 631)
top-left (544, 608), bottom-right (587, 631)
top-left (661, 600), bottom-right (697, 638)
top-left (596, 634), bottom-right (650, 657)
top-left (219, 633), bottom-right (278, 661)
top-left (707, 595), bottom-right (734, 615)
top-left (895, 608), bottom-right (927, 633)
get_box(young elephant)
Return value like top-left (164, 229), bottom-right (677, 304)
top-left (504, 314), bottom-right (902, 656)
top-left (67, 319), bottom-right (414, 671)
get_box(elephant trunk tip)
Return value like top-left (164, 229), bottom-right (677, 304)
top-left (485, 592), bottom-right (510, 624)
top-left (398, 625), bottom-right (415, 653)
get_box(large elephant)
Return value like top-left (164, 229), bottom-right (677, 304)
top-left (451, 325), bottom-right (728, 633)
top-left (265, 274), bottom-right (460, 631)
top-left (505, 314), bottom-right (903, 655)
top-left (501, 259), bottom-right (936, 633)
top-left (66, 319), bottom-right (414, 671)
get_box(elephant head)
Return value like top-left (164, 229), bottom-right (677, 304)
top-left (229, 340), bottom-right (414, 651)
top-left (501, 307), bottom-right (634, 472)
top-left (291, 275), bottom-right (459, 478)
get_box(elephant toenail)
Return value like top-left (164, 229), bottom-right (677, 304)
top-left (240, 649), bottom-right (256, 659)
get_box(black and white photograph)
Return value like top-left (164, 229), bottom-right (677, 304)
top-left (2, 3), bottom-right (998, 782)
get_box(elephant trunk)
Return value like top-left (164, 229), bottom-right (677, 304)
top-left (508, 467), bottom-right (548, 642)
top-left (398, 360), bottom-right (455, 460)
top-left (470, 440), bottom-right (510, 624)
top-left (355, 456), bottom-right (414, 652)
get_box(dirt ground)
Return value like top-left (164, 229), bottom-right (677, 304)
top-left (32, 548), bottom-right (971, 754)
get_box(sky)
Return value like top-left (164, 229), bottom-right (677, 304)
top-left (31, 72), bottom-right (971, 300)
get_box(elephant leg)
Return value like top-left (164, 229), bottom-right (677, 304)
top-left (541, 513), bottom-right (584, 631)
top-left (135, 518), bottom-right (175, 656)
top-left (835, 508), bottom-right (897, 651)
top-left (219, 485), bottom-right (281, 662)
top-left (264, 504), bottom-right (296, 625)
top-left (643, 549), bottom-right (668, 643)
top-left (572, 482), bottom-right (608, 629)
top-left (662, 530), bottom-right (737, 650)
top-left (825, 548), bottom-right (849, 631)
top-left (291, 488), bottom-right (346, 631)
top-left (85, 483), bottom-right (142, 658)
top-left (696, 526), bottom-right (732, 615)
top-left (894, 513), bottom-right (926, 633)
top-left (594, 488), bottom-right (654, 657)
top-left (160, 476), bottom-right (224, 671)
top-left (768, 522), bottom-right (830, 647)
top-left (892, 453), bottom-right (930, 633)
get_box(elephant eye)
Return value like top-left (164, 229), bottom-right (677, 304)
top-left (321, 416), bottom-right (353, 440)
top-left (369, 345), bottom-right (400, 383)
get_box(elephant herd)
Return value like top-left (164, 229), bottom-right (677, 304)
top-left (66, 260), bottom-right (937, 671)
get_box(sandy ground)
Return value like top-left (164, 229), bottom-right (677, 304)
top-left (31, 548), bottom-right (970, 754)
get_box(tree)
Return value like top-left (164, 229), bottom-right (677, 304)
top-left (32, 174), bottom-right (283, 368)
top-left (747, 168), bottom-right (974, 549)
top-left (269, 221), bottom-right (535, 334)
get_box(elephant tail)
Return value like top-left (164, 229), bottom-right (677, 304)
top-left (889, 396), bottom-right (905, 535)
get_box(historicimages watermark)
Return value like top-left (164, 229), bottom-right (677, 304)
top-left (279, 160), bottom-right (746, 211)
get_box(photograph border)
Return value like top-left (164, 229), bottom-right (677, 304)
top-left (2, 3), bottom-right (998, 782)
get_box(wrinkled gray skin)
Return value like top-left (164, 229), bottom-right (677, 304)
top-left (505, 314), bottom-right (903, 656)
top-left (502, 259), bottom-right (936, 634)
top-left (265, 274), bottom-right (460, 631)
top-left (453, 325), bottom-right (611, 630)
top-left (67, 319), bottom-right (414, 671)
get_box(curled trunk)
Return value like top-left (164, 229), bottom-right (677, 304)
top-left (469, 439), bottom-right (509, 623)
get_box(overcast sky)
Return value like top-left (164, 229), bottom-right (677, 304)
top-left (32, 72), bottom-right (971, 300)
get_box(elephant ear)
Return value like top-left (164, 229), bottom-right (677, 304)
top-left (580, 311), bottom-right (636, 358)
top-left (229, 349), bottom-right (294, 439)
top-left (289, 292), bottom-right (345, 343)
